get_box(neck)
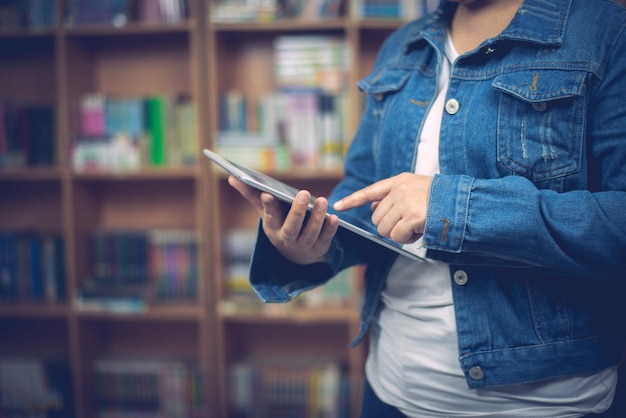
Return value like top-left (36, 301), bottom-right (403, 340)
top-left (450, 0), bottom-right (524, 54)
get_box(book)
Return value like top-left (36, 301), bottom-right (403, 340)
top-left (144, 96), bottom-right (167, 167)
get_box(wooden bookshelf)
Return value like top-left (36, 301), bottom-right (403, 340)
top-left (0, 0), bottom-right (406, 416)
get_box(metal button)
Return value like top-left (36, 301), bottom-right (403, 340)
top-left (469, 366), bottom-right (484, 380)
top-left (453, 270), bottom-right (468, 286)
top-left (532, 102), bottom-right (547, 112)
top-left (445, 98), bottom-right (460, 115)
top-left (374, 93), bottom-right (384, 101)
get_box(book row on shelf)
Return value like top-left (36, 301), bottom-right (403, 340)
top-left (217, 89), bottom-right (347, 171)
top-left (211, 0), bottom-right (343, 22)
top-left (218, 34), bottom-right (349, 171)
top-left (73, 94), bottom-right (198, 173)
top-left (94, 358), bottom-right (206, 418)
top-left (76, 229), bottom-right (200, 312)
top-left (353, 0), bottom-right (437, 20)
top-left (0, 231), bottom-right (66, 303)
top-left (229, 357), bottom-right (350, 418)
top-left (0, 95), bottom-right (198, 173)
top-left (0, 228), bottom-right (199, 309)
top-left (0, 0), bottom-right (189, 30)
top-left (211, 0), bottom-right (438, 22)
top-left (66, 0), bottom-right (189, 26)
top-left (0, 102), bottom-right (55, 169)
top-left (0, 0), bottom-right (56, 30)
top-left (0, 356), bottom-right (207, 418)
top-left (0, 0), bottom-right (440, 30)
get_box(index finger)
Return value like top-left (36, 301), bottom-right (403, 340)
top-left (333, 179), bottom-right (393, 212)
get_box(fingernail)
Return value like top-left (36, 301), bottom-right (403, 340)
top-left (333, 200), bottom-right (343, 210)
top-left (297, 194), bottom-right (308, 204)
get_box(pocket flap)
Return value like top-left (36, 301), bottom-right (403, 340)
top-left (493, 70), bottom-right (586, 103)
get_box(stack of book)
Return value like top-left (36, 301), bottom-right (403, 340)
top-left (75, 229), bottom-right (199, 312)
top-left (0, 102), bottom-right (55, 169)
top-left (0, 231), bottom-right (66, 303)
top-left (93, 358), bottom-right (206, 418)
top-left (229, 357), bottom-right (350, 418)
top-left (72, 94), bottom-right (198, 173)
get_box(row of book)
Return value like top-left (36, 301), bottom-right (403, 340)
top-left (76, 229), bottom-right (199, 312)
top-left (0, 231), bottom-right (66, 303)
top-left (0, 102), bottom-right (55, 169)
top-left (0, 0), bottom-right (56, 30)
top-left (212, 0), bottom-right (342, 22)
top-left (221, 229), bottom-right (358, 315)
top-left (217, 35), bottom-right (349, 171)
top-left (212, 0), bottom-right (438, 22)
top-left (0, 356), bottom-right (73, 417)
top-left (229, 358), bottom-right (350, 418)
top-left (93, 358), bottom-right (207, 418)
top-left (351, 0), bottom-right (437, 19)
top-left (72, 94), bottom-right (198, 173)
top-left (217, 89), bottom-right (347, 170)
top-left (65, 0), bottom-right (188, 26)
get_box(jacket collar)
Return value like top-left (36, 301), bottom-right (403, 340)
top-left (404, 0), bottom-right (571, 52)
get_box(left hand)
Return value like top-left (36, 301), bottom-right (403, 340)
top-left (333, 173), bottom-right (433, 244)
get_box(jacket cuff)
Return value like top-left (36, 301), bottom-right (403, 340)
top-left (423, 174), bottom-right (474, 253)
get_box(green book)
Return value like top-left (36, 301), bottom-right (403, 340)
top-left (145, 96), bottom-right (167, 166)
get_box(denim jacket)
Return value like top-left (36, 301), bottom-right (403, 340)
top-left (248, 0), bottom-right (626, 388)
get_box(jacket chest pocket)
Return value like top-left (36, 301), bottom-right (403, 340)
top-left (493, 70), bottom-right (587, 185)
top-left (358, 68), bottom-right (429, 171)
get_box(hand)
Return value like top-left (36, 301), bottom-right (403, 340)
top-left (333, 173), bottom-right (433, 244)
top-left (228, 176), bottom-right (340, 265)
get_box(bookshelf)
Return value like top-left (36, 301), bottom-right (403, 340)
top-left (0, 0), bottom-right (421, 416)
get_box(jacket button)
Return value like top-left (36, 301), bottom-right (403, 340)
top-left (469, 366), bottom-right (484, 380)
top-left (374, 93), bottom-right (384, 101)
top-left (445, 98), bottom-right (460, 115)
top-left (532, 102), bottom-right (547, 112)
top-left (453, 270), bottom-right (468, 285)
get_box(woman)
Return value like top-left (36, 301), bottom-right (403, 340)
top-left (229, 0), bottom-right (626, 416)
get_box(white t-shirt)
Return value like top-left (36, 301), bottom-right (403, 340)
top-left (365, 34), bottom-right (617, 418)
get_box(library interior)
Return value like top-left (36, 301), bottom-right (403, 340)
top-left (1, 0), bottom-right (625, 417)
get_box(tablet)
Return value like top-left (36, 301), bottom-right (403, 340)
top-left (203, 148), bottom-right (424, 261)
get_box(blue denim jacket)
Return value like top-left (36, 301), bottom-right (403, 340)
top-left (248, 0), bottom-right (626, 388)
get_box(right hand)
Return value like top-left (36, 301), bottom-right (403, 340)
top-left (228, 176), bottom-right (340, 265)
